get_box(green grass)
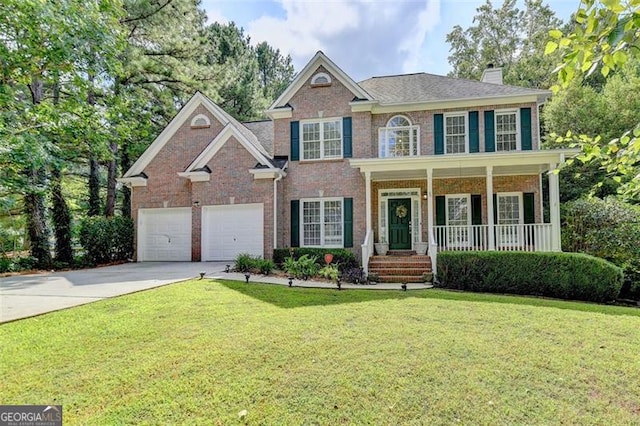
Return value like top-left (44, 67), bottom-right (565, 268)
top-left (1, 280), bottom-right (639, 425)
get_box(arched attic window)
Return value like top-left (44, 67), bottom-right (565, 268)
top-left (379, 115), bottom-right (420, 158)
top-left (190, 113), bottom-right (211, 128)
top-left (311, 72), bottom-right (332, 86)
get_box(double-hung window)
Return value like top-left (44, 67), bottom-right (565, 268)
top-left (495, 110), bottom-right (519, 151)
top-left (379, 115), bottom-right (419, 158)
top-left (301, 118), bottom-right (342, 160)
top-left (302, 199), bottom-right (343, 247)
top-left (446, 194), bottom-right (471, 247)
top-left (444, 113), bottom-right (468, 154)
top-left (497, 193), bottom-right (523, 246)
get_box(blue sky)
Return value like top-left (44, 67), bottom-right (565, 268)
top-left (201, 0), bottom-right (580, 82)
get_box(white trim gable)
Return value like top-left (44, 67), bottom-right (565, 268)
top-left (123, 91), bottom-right (272, 179)
top-left (180, 124), bottom-right (276, 182)
top-left (266, 51), bottom-right (371, 116)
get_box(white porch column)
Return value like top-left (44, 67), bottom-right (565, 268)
top-left (486, 166), bottom-right (495, 250)
top-left (365, 171), bottom-right (372, 233)
top-left (426, 167), bottom-right (434, 240)
top-left (549, 164), bottom-right (561, 251)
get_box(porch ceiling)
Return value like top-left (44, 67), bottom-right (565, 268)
top-left (349, 149), bottom-right (579, 181)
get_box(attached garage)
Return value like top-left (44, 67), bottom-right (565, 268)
top-left (202, 203), bottom-right (264, 261)
top-left (138, 208), bottom-right (192, 261)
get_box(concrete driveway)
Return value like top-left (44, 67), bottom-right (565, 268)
top-left (0, 262), bottom-right (229, 323)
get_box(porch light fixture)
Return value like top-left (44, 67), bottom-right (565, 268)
top-left (199, 272), bottom-right (206, 280)
top-left (422, 192), bottom-right (428, 200)
top-left (245, 273), bottom-right (250, 283)
top-left (193, 200), bottom-right (200, 207)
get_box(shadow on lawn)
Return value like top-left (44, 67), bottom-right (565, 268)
top-left (218, 280), bottom-right (640, 317)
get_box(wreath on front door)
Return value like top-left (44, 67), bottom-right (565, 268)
top-left (395, 205), bottom-right (408, 219)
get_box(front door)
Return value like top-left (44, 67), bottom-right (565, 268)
top-left (388, 198), bottom-right (411, 249)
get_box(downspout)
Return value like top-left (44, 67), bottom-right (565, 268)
top-left (273, 172), bottom-right (284, 249)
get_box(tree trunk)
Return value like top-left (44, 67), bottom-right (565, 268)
top-left (105, 141), bottom-right (117, 217)
top-left (24, 76), bottom-right (52, 268)
top-left (88, 157), bottom-right (101, 216)
top-left (49, 79), bottom-right (73, 263)
top-left (120, 144), bottom-right (131, 218)
top-left (51, 167), bottom-right (73, 263)
top-left (25, 171), bottom-right (52, 268)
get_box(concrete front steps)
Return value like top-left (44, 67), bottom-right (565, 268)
top-left (368, 252), bottom-right (432, 283)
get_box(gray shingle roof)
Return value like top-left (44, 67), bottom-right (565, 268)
top-left (358, 73), bottom-right (549, 104)
top-left (242, 120), bottom-right (274, 156)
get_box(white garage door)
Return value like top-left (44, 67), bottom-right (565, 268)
top-left (202, 204), bottom-right (264, 261)
top-left (138, 208), bottom-right (192, 261)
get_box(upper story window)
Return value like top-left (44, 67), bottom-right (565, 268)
top-left (378, 115), bottom-right (419, 158)
top-left (301, 118), bottom-right (342, 160)
top-left (311, 72), bottom-right (332, 86)
top-left (190, 113), bottom-right (210, 128)
top-left (444, 113), bottom-right (468, 154)
top-left (495, 110), bottom-right (519, 151)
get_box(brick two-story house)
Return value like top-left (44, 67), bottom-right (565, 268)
top-left (120, 51), bottom-right (576, 278)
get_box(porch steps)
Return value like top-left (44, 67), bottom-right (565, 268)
top-left (368, 255), bottom-right (432, 283)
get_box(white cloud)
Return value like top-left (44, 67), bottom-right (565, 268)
top-left (246, 0), bottom-right (441, 81)
top-left (203, 6), bottom-right (229, 25)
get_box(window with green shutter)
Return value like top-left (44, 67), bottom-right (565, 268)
top-left (469, 111), bottom-right (479, 153)
top-left (290, 121), bottom-right (299, 161)
top-left (520, 108), bottom-right (532, 150)
top-left (434, 114), bottom-right (444, 155)
top-left (291, 200), bottom-right (299, 247)
top-left (484, 110), bottom-right (495, 152)
top-left (343, 117), bottom-right (352, 158)
top-left (343, 198), bottom-right (353, 247)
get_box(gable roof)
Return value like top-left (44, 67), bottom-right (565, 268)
top-left (183, 123), bottom-right (275, 173)
top-left (122, 91), bottom-right (271, 178)
top-left (267, 51), bottom-right (371, 112)
top-left (242, 120), bottom-right (274, 156)
top-left (358, 73), bottom-right (550, 104)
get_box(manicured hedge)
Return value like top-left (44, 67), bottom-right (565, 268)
top-left (79, 216), bottom-right (134, 264)
top-left (273, 248), bottom-right (357, 271)
top-left (436, 251), bottom-right (623, 303)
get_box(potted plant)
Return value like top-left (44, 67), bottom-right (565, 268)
top-left (374, 236), bottom-right (389, 256)
top-left (415, 241), bottom-right (428, 255)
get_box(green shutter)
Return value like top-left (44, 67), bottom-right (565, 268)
top-left (520, 108), bottom-right (532, 150)
top-left (493, 194), bottom-right (498, 224)
top-left (524, 192), bottom-right (535, 224)
top-left (484, 110), bottom-right (495, 152)
top-left (343, 198), bottom-right (353, 248)
top-left (469, 111), bottom-right (479, 153)
top-left (343, 117), bottom-right (352, 158)
top-left (434, 114), bottom-right (444, 155)
top-left (471, 194), bottom-right (482, 225)
top-left (291, 200), bottom-right (299, 247)
top-left (435, 196), bottom-right (446, 226)
top-left (290, 121), bottom-right (299, 161)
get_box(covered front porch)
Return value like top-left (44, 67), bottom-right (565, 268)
top-left (350, 150), bottom-right (578, 275)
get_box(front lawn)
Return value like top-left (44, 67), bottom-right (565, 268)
top-left (1, 280), bottom-right (639, 424)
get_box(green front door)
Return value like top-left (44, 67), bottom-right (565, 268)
top-left (388, 198), bottom-right (411, 249)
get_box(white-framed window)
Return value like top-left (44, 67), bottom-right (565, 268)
top-left (497, 192), bottom-right (523, 246)
top-left (190, 113), bottom-right (210, 128)
top-left (301, 198), bottom-right (343, 247)
top-left (311, 72), bottom-right (331, 85)
top-left (444, 112), bottom-right (468, 154)
top-left (495, 110), bottom-right (520, 151)
top-left (378, 115), bottom-right (420, 158)
top-left (446, 194), bottom-right (471, 247)
top-left (301, 118), bottom-right (342, 160)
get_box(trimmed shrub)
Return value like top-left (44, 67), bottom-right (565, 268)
top-left (283, 254), bottom-right (318, 279)
top-left (273, 248), bottom-right (357, 271)
top-left (436, 251), bottom-right (623, 303)
top-left (562, 197), bottom-right (640, 300)
top-left (79, 216), bottom-right (134, 265)
top-left (234, 253), bottom-right (259, 272)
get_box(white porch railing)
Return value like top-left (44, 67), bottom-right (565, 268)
top-left (361, 229), bottom-right (374, 275)
top-left (434, 224), bottom-right (553, 252)
top-left (428, 227), bottom-right (438, 278)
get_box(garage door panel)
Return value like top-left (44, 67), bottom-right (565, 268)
top-left (202, 204), bottom-right (263, 261)
top-left (139, 208), bottom-right (192, 261)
